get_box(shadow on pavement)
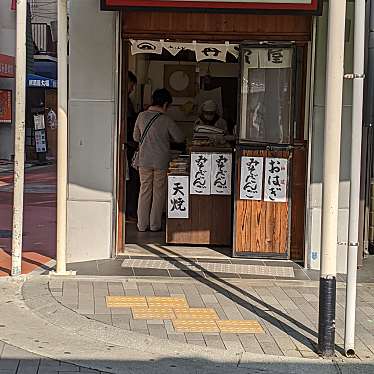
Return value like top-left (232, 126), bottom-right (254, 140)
top-left (140, 244), bottom-right (345, 356)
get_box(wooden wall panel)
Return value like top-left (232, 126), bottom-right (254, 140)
top-left (234, 149), bottom-right (289, 256)
top-left (122, 11), bottom-right (312, 41)
top-left (166, 194), bottom-right (232, 245)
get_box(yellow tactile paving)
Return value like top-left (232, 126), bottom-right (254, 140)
top-left (146, 296), bottom-right (188, 308)
top-left (132, 307), bottom-right (176, 320)
top-left (174, 308), bottom-right (219, 321)
top-left (106, 296), bottom-right (147, 308)
top-left (217, 320), bottom-right (264, 334)
top-left (173, 320), bottom-right (220, 333)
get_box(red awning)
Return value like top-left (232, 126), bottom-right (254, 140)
top-left (0, 54), bottom-right (15, 78)
top-left (11, 0), bottom-right (16, 11)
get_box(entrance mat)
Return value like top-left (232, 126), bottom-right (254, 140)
top-left (173, 320), bottom-right (220, 333)
top-left (106, 296), bottom-right (147, 308)
top-left (121, 259), bottom-right (294, 278)
top-left (217, 320), bottom-right (264, 334)
top-left (132, 307), bottom-right (176, 320)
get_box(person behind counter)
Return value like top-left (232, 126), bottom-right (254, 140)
top-left (194, 100), bottom-right (228, 133)
top-left (134, 88), bottom-right (185, 232)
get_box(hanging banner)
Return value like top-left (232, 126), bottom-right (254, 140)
top-left (239, 156), bottom-right (264, 200)
top-left (162, 41), bottom-right (193, 56)
top-left (226, 43), bottom-right (239, 59)
top-left (103, 1), bottom-right (321, 13)
top-left (243, 49), bottom-right (260, 69)
top-left (211, 153), bottom-right (232, 195)
top-left (195, 43), bottom-right (227, 62)
top-left (130, 40), bottom-right (162, 55)
top-left (264, 157), bottom-right (288, 202)
top-left (168, 175), bottom-right (189, 219)
top-left (190, 153), bottom-right (212, 195)
top-left (0, 90), bottom-right (12, 124)
top-left (259, 48), bottom-right (292, 69)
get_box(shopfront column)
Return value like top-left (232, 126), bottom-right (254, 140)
top-left (55, 0), bottom-right (69, 274)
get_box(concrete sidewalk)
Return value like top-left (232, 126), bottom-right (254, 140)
top-left (0, 275), bottom-right (373, 374)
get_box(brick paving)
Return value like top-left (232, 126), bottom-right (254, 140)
top-left (0, 165), bottom-right (56, 276)
top-left (49, 277), bottom-right (374, 360)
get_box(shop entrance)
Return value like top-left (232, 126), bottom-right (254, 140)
top-left (117, 10), bottom-right (311, 263)
top-left (122, 44), bottom-right (238, 251)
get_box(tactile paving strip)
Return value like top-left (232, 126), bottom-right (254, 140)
top-left (147, 296), bottom-right (189, 308)
top-left (173, 320), bottom-right (220, 333)
top-left (174, 308), bottom-right (219, 321)
top-left (132, 307), bottom-right (176, 320)
top-left (106, 296), bottom-right (147, 308)
top-left (217, 320), bottom-right (264, 334)
top-left (121, 259), bottom-right (295, 278)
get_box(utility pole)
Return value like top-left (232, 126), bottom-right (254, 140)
top-left (318, 0), bottom-right (347, 357)
top-left (344, 0), bottom-right (366, 357)
top-left (11, 0), bottom-right (27, 277)
top-left (55, 0), bottom-right (71, 274)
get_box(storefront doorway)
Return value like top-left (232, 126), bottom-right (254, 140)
top-left (117, 10), bottom-right (311, 264)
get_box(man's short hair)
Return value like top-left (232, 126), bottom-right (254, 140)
top-left (152, 89), bottom-right (173, 107)
top-left (128, 71), bottom-right (137, 84)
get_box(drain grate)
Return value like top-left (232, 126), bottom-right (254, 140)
top-left (0, 230), bottom-right (12, 238)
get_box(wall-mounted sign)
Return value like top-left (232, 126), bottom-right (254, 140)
top-left (0, 90), bottom-right (12, 124)
top-left (34, 130), bottom-right (47, 153)
top-left (168, 175), bottom-right (189, 219)
top-left (0, 54), bottom-right (15, 78)
top-left (264, 157), bottom-right (288, 202)
top-left (34, 114), bottom-right (45, 130)
top-left (239, 156), bottom-right (264, 200)
top-left (103, 0), bottom-right (320, 13)
top-left (211, 153), bottom-right (232, 195)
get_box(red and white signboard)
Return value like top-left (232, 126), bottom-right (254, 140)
top-left (103, 0), bottom-right (320, 12)
top-left (0, 54), bottom-right (15, 78)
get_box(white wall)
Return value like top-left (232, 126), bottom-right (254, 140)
top-left (0, 0), bottom-right (16, 160)
top-left (307, 2), bottom-right (355, 273)
top-left (67, 0), bottom-right (118, 262)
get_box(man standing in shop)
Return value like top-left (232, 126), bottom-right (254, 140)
top-left (126, 71), bottom-right (139, 222)
top-left (134, 89), bottom-right (185, 232)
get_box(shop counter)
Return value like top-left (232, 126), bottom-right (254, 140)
top-left (166, 146), bottom-right (233, 246)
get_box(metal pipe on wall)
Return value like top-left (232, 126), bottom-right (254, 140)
top-left (344, 0), bottom-right (366, 358)
top-left (11, 0), bottom-right (28, 276)
top-left (318, 0), bottom-right (347, 357)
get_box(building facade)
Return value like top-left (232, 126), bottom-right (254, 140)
top-left (62, 0), bottom-right (364, 273)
